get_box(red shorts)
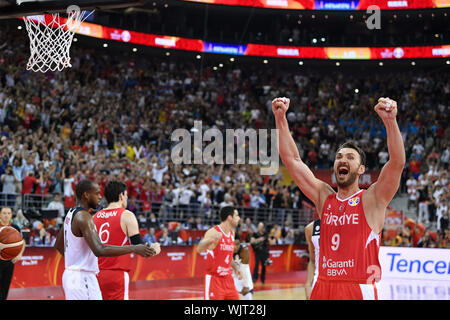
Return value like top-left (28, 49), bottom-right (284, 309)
top-left (310, 279), bottom-right (378, 300)
top-left (204, 274), bottom-right (239, 300)
top-left (97, 269), bottom-right (130, 300)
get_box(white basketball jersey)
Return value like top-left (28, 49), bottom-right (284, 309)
top-left (311, 219), bottom-right (320, 288)
top-left (63, 207), bottom-right (99, 274)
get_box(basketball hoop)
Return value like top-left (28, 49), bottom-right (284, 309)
top-left (22, 5), bottom-right (92, 73)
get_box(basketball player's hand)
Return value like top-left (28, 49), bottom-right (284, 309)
top-left (374, 97), bottom-right (397, 122)
top-left (133, 243), bottom-right (155, 258)
top-left (241, 287), bottom-right (250, 296)
top-left (272, 97), bottom-right (290, 119)
top-left (150, 243), bottom-right (161, 256)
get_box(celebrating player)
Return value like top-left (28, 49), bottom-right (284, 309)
top-left (197, 206), bottom-right (242, 300)
top-left (93, 180), bottom-right (161, 300)
top-left (273, 97), bottom-right (405, 300)
top-left (54, 179), bottom-right (155, 300)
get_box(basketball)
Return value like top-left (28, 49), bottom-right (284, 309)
top-left (0, 226), bottom-right (24, 261)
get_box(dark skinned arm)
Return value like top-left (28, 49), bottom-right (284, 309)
top-left (54, 228), bottom-right (65, 256)
top-left (73, 210), bottom-right (153, 257)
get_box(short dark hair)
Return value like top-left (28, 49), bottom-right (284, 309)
top-left (336, 141), bottom-right (366, 166)
top-left (220, 206), bottom-right (236, 222)
top-left (76, 179), bottom-right (97, 201)
top-left (104, 180), bottom-right (127, 203)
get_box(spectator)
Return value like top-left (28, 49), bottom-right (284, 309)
top-left (269, 224), bottom-right (282, 245)
top-left (406, 174), bottom-right (419, 210)
top-left (46, 193), bottom-right (65, 226)
top-left (194, 216), bottom-right (207, 230)
top-left (181, 216), bottom-right (195, 230)
top-left (284, 229), bottom-right (295, 244)
top-left (158, 227), bottom-right (172, 246)
top-left (143, 227), bottom-right (157, 245)
top-left (147, 212), bottom-right (159, 230)
top-left (21, 171), bottom-right (37, 195)
top-left (126, 196), bottom-right (139, 216)
top-left (1, 165), bottom-right (16, 207)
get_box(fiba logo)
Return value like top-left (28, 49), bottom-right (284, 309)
top-left (348, 196), bottom-right (360, 207)
top-left (393, 47), bottom-right (404, 59)
top-left (121, 31), bottom-right (131, 42)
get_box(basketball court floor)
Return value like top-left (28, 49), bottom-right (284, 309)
top-left (8, 271), bottom-right (450, 300)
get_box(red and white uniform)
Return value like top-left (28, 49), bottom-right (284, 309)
top-left (93, 208), bottom-right (132, 300)
top-left (204, 225), bottom-right (239, 300)
top-left (310, 190), bottom-right (381, 300)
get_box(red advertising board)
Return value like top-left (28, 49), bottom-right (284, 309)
top-left (11, 244), bottom-right (307, 288)
top-left (184, 0), bottom-right (446, 9)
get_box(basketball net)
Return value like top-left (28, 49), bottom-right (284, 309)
top-left (22, 5), bottom-right (92, 73)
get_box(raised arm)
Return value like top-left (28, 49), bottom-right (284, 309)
top-left (365, 97), bottom-right (406, 233)
top-left (272, 97), bottom-right (334, 216)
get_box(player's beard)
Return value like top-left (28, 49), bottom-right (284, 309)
top-left (335, 170), bottom-right (359, 188)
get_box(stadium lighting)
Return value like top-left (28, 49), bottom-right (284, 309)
top-left (311, 14), bottom-right (315, 19)
top-left (165, 52), bottom-right (170, 56)
top-left (312, 38), bottom-right (317, 44)
top-left (219, 63), bottom-right (224, 67)
top-left (321, 37), bottom-right (326, 42)
top-left (17, 25), bottom-right (22, 30)
top-left (336, 62), bottom-right (340, 66)
top-left (196, 55), bottom-right (201, 59)
top-left (164, 4), bottom-right (168, 8)
top-left (411, 61), bottom-right (416, 66)
top-left (325, 15), bottom-right (328, 19)
top-left (379, 62), bottom-right (383, 66)
top-left (298, 61), bottom-right (303, 65)
top-left (355, 89), bottom-right (359, 93)
top-left (73, 37), bottom-right (78, 42)
top-left (263, 59), bottom-right (268, 64)
top-left (103, 43), bottom-right (108, 48)
top-left (213, 66), bottom-right (218, 70)
top-left (446, 61), bottom-right (450, 65)
top-left (230, 57), bottom-right (235, 62)
top-left (132, 48), bottom-right (137, 52)
top-left (288, 38), bottom-right (293, 43)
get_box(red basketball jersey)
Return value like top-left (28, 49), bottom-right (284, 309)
top-left (206, 225), bottom-right (235, 277)
top-left (93, 208), bottom-right (131, 272)
top-left (318, 190), bottom-right (381, 284)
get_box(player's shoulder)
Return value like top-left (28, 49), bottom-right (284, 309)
top-left (205, 226), bottom-right (220, 236)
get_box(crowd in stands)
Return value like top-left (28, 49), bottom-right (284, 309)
top-left (0, 24), bottom-right (448, 249)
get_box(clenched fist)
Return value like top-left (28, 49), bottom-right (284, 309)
top-left (272, 97), bottom-right (290, 119)
top-left (374, 97), bottom-right (398, 122)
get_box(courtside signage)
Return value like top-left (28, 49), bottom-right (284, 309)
top-left (379, 246), bottom-right (450, 281)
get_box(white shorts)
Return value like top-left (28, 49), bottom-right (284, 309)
top-left (62, 269), bottom-right (103, 300)
top-left (232, 264), bottom-right (253, 295)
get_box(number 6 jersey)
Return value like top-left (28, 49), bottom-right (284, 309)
top-left (318, 190), bottom-right (381, 284)
top-left (93, 207), bottom-right (131, 272)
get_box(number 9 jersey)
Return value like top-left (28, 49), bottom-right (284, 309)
top-left (310, 190), bottom-right (381, 300)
